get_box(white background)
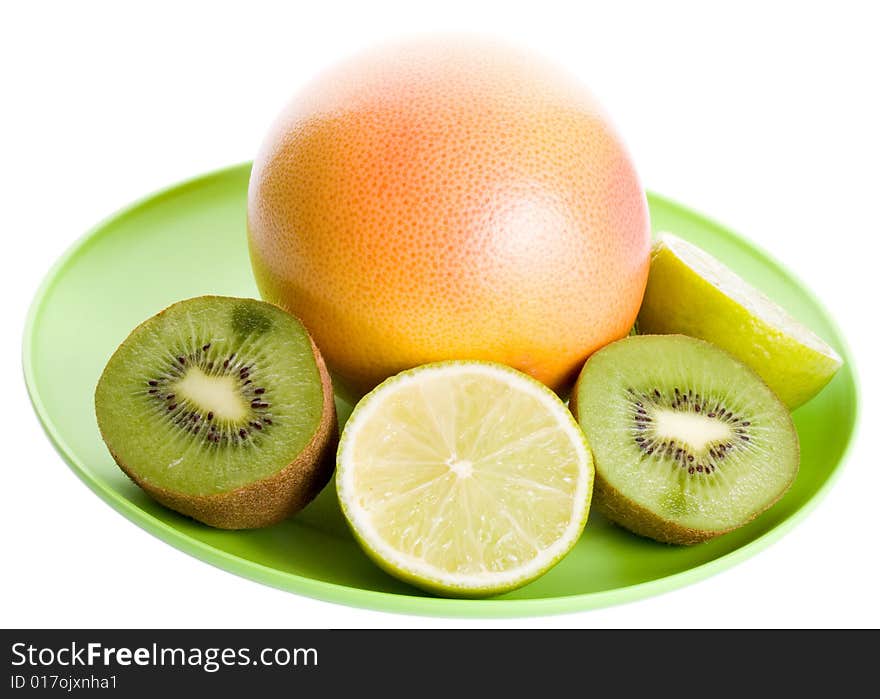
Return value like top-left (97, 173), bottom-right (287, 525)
top-left (3, 1), bottom-right (877, 628)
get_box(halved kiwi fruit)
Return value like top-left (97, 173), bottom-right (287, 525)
top-left (638, 233), bottom-right (842, 409)
top-left (95, 296), bottom-right (337, 529)
top-left (571, 334), bottom-right (799, 544)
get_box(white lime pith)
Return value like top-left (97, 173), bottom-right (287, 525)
top-left (336, 361), bottom-right (594, 597)
top-left (638, 233), bottom-right (842, 409)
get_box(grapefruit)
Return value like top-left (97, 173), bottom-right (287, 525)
top-left (248, 39), bottom-right (651, 393)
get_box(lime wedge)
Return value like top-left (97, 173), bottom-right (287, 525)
top-left (336, 361), bottom-right (593, 597)
top-left (638, 233), bottom-right (842, 409)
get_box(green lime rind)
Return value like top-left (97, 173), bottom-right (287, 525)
top-left (637, 233), bottom-right (842, 410)
top-left (336, 360), bottom-right (594, 598)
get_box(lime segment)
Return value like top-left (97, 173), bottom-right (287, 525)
top-left (638, 233), bottom-right (842, 409)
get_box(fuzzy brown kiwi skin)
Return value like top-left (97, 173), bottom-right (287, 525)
top-left (98, 323), bottom-right (338, 530)
top-left (569, 335), bottom-right (800, 546)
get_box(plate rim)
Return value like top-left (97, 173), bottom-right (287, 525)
top-left (22, 161), bottom-right (861, 618)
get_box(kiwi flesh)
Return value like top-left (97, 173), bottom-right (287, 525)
top-left (95, 296), bottom-right (337, 529)
top-left (570, 334), bottom-right (799, 544)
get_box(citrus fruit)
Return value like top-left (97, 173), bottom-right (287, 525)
top-left (248, 39), bottom-right (651, 393)
top-left (336, 361), bottom-right (594, 596)
top-left (637, 233), bottom-right (843, 409)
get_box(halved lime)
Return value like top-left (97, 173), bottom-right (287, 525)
top-left (336, 361), bottom-right (594, 597)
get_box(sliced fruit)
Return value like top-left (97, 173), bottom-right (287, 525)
top-left (95, 296), bottom-right (337, 529)
top-left (571, 334), bottom-right (799, 545)
top-left (336, 361), bottom-right (593, 597)
top-left (637, 232), bottom-right (842, 409)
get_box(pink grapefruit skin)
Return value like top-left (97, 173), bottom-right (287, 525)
top-left (248, 39), bottom-right (651, 393)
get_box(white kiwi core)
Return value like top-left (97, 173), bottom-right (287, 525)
top-left (174, 366), bottom-right (248, 421)
top-left (651, 408), bottom-right (733, 453)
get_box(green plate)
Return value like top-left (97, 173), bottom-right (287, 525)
top-left (23, 163), bottom-right (858, 617)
